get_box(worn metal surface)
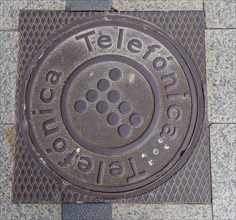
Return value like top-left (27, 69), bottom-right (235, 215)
top-left (14, 11), bottom-right (211, 203)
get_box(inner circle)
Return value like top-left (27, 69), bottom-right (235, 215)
top-left (61, 55), bottom-right (160, 155)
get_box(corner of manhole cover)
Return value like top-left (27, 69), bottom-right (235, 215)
top-left (15, 12), bottom-right (206, 200)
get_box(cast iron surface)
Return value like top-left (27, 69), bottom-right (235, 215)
top-left (13, 11), bottom-right (211, 203)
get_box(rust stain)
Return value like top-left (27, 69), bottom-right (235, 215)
top-left (6, 127), bottom-right (14, 146)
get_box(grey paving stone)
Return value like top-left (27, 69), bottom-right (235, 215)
top-left (205, 0), bottom-right (236, 28)
top-left (1, 204), bottom-right (61, 220)
top-left (0, 1), bottom-right (23, 30)
top-left (209, 119), bottom-right (235, 219)
top-left (0, 0), bottom-right (66, 30)
top-left (0, 31), bottom-right (18, 124)
top-left (112, 204), bottom-right (213, 220)
top-left (211, 124), bottom-right (236, 220)
top-left (206, 30), bottom-right (236, 123)
top-left (210, 124), bottom-right (236, 182)
top-left (212, 181), bottom-right (236, 220)
top-left (112, 0), bottom-right (203, 11)
top-left (0, 125), bottom-right (14, 204)
top-left (62, 203), bottom-right (112, 220)
top-left (66, 0), bottom-right (111, 11)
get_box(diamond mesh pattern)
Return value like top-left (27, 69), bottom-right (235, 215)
top-left (13, 11), bottom-right (211, 203)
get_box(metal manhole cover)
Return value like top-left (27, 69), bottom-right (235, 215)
top-left (18, 14), bottom-right (204, 199)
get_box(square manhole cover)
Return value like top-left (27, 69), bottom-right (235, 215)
top-left (13, 11), bottom-right (211, 203)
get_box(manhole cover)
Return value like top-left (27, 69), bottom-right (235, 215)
top-left (18, 14), bottom-right (204, 199)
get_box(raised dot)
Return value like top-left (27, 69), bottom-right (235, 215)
top-left (74, 100), bottom-right (87, 113)
top-left (86, 89), bottom-right (98, 102)
top-left (96, 101), bottom-right (109, 114)
top-left (164, 144), bottom-right (170, 150)
top-left (108, 90), bottom-right (121, 103)
top-left (97, 79), bottom-right (110, 92)
top-left (130, 113), bottom-right (144, 127)
top-left (153, 148), bottom-right (159, 155)
top-left (32, 110), bottom-right (37, 115)
top-left (107, 112), bottom-right (120, 126)
top-left (119, 101), bottom-right (132, 115)
top-left (158, 138), bottom-right (163, 143)
top-left (109, 68), bottom-right (122, 81)
top-left (118, 124), bottom-right (132, 138)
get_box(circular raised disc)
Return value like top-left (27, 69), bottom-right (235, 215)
top-left (86, 89), bottom-right (98, 102)
top-left (109, 68), bottom-right (122, 81)
top-left (107, 112), bottom-right (120, 126)
top-left (97, 79), bottom-right (110, 92)
top-left (130, 113), bottom-right (144, 127)
top-left (108, 90), bottom-right (121, 103)
top-left (118, 124), bottom-right (132, 138)
top-left (74, 100), bottom-right (87, 113)
top-left (19, 14), bottom-right (204, 199)
top-left (119, 101), bottom-right (132, 115)
top-left (96, 101), bottom-right (109, 114)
